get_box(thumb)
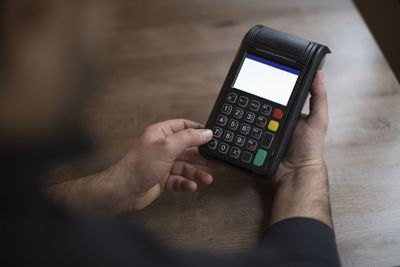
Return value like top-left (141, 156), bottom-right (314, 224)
top-left (306, 71), bottom-right (328, 130)
top-left (165, 128), bottom-right (213, 156)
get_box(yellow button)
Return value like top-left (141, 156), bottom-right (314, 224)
top-left (268, 120), bottom-right (279, 132)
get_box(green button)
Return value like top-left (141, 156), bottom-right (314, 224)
top-left (253, 149), bottom-right (267, 167)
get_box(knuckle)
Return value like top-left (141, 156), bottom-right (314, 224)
top-left (321, 85), bottom-right (328, 96)
top-left (320, 120), bottom-right (329, 131)
top-left (157, 138), bottom-right (177, 156)
top-left (159, 137), bottom-right (171, 148)
top-left (152, 137), bottom-right (169, 150)
top-left (321, 89), bottom-right (328, 99)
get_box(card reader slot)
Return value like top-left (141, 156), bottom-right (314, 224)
top-left (251, 25), bottom-right (311, 61)
top-left (255, 48), bottom-right (298, 63)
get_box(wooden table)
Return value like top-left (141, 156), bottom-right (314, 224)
top-left (46, 0), bottom-right (400, 266)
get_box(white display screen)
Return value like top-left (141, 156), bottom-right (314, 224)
top-left (233, 54), bottom-right (300, 106)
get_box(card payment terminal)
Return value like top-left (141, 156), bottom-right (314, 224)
top-left (199, 25), bottom-right (331, 177)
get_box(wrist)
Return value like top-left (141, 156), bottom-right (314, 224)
top-left (97, 165), bottom-right (140, 214)
top-left (274, 161), bottom-right (326, 188)
top-left (81, 170), bottom-right (127, 216)
top-left (275, 164), bottom-right (329, 203)
top-left (270, 163), bottom-right (332, 228)
top-left (101, 162), bottom-right (160, 213)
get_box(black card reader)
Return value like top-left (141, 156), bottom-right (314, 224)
top-left (199, 25), bottom-right (331, 178)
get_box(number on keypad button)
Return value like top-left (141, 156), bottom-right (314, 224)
top-left (218, 142), bottom-right (229, 154)
top-left (235, 135), bottom-right (246, 146)
top-left (212, 126), bottom-right (223, 138)
top-left (228, 119), bottom-right (239, 130)
top-left (233, 107), bottom-right (244, 119)
top-left (239, 123), bottom-right (251, 135)
top-left (226, 93), bottom-right (237, 103)
top-left (244, 111), bottom-right (256, 123)
top-left (217, 115), bottom-right (228, 126)
top-left (221, 103), bottom-right (232, 115)
top-left (223, 130), bottom-right (234, 142)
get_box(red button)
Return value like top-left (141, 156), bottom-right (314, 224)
top-left (272, 109), bottom-right (283, 120)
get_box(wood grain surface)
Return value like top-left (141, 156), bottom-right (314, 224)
top-left (45, 0), bottom-right (400, 266)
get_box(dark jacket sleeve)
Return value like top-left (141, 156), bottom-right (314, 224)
top-left (124, 217), bottom-right (341, 267)
top-left (23, 202), bottom-right (341, 267)
top-left (255, 217), bottom-right (341, 266)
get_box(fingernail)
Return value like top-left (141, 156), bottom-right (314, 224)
top-left (199, 129), bottom-right (213, 138)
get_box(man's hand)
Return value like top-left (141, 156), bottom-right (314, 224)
top-left (107, 119), bottom-right (218, 212)
top-left (273, 70), bottom-right (328, 185)
top-left (46, 119), bottom-right (219, 216)
top-left (270, 71), bottom-right (332, 227)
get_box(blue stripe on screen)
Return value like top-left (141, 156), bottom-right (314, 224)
top-left (246, 54), bottom-right (301, 75)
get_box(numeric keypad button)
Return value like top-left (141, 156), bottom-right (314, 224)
top-left (221, 103), bottom-right (232, 115)
top-left (239, 123), bottom-right (251, 135)
top-left (218, 142), bottom-right (229, 154)
top-left (229, 147), bottom-right (241, 159)
top-left (241, 151), bottom-right (252, 163)
top-left (256, 116), bottom-right (268, 128)
top-left (244, 112), bottom-right (256, 123)
top-left (226, 93), bottom-right (237, 103)
top-left (217, 115), bottom-right (228, 126)
top-left (238, 96), bottom-right (249, 107)
top-left (233, 107), bottom-right (244, 119)
top-left (261, 104), bottom-right (272, 116)
top-left (261, 132), bottom-right (274, 149)
top-left (251, 127), bottom-right (262, 139)
top-left (212, 126), bottom-right (223, 138)
top-left (249, 100), bottom-right (260, 112)
top-left (246, 139), bottom-right (257, 151)
top-left (228, 119), bottom-right (239, 130)
top-left (223, 130), bottom-right (234, 142)
top-left (235, 135), bottom-right (246, 146)
top-left (208, 138), bottom-right (218, 150)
